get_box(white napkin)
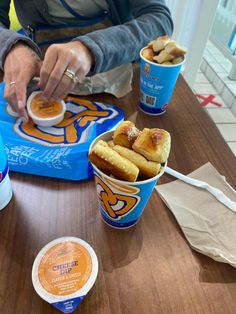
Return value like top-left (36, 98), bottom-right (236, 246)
top-left (156, 162), bottom-right (236, 268)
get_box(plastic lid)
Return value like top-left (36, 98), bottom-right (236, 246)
top-left (32, 237), bottom-right (98, 313)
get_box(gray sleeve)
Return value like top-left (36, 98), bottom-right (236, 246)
top-left (0, 27), bottom-right (42, 71)
top-left (75, 0), bottom-right (173, 75)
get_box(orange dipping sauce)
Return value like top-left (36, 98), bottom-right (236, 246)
top-left (31, 93), bottom-right (63, 118)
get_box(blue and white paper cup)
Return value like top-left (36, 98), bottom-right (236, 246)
top-left (89, 131), bottom-right (166, 229)
top-left (139, 47), bottom-right (185, 115)
top-left (0, 132), bottom-right (12, 210)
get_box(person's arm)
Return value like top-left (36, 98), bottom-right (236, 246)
top-left (0, 0), bottom-right (41, 71)
top-left (0, 1), bottom-right (42, 120)
top-left (39, 0), bottom-right (173, 101)
top-left (0, 0), bottom-right (10, 80)
top-left (75, 0), bottom-right (173, 75)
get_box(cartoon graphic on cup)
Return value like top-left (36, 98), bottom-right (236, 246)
top-left (144, 63), bottom-right (151, 75)
top-left (93, 164), bottom-right (164, 228)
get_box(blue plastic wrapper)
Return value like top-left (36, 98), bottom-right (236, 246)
top-left (0, 83), bottom-right (124, 181)
top-left (0, 132), bottom-right (8, 184)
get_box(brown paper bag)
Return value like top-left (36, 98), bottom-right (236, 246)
top-left (156, 163), bottom-right (236, 267)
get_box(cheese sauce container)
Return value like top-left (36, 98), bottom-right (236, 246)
top-left (0, 132), bottom-right (13, 210)
top-left (27, 91), bottom-right (66, 127)
top-left (32, 237), bottom-right (98, 313)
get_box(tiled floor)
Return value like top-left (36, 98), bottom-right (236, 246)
top-left (193, 40), bottom-right (236, 157)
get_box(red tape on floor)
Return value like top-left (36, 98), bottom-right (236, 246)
top-left (196, 94), bottom-right (222, 107)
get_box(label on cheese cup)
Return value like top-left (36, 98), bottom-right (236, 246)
top-left (32, 237), bottom-right (98, 313)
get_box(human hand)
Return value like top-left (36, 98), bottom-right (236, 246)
top-left (3, 43), bottom-right (41, 121)
top-left (39, 41), bottom-right (94, 101)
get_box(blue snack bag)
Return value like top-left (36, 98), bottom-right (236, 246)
top-left (0, 83), bottom-right (124, 180)
top-left (0, 131), bottom-right (13, 209)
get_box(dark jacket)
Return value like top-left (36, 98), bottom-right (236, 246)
top-left (0, 0), bottom-right (173, 74)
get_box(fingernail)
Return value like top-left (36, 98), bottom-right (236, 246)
top-left (18, 100), bottom-right (24, 109)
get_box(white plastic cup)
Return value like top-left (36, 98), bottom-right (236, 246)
top-left (0, 133), bottom-right (13, 210)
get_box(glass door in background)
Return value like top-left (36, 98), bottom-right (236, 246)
top-left (210, 0), bottom-right (236, 79)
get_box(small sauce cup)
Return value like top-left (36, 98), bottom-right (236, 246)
top-left (32, 237), bottom-right (98, 313)
top-left (27, 91), bottom-right (66, 127)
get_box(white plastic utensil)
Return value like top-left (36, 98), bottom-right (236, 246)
top-left (165, 166), bottom-right (236, 213)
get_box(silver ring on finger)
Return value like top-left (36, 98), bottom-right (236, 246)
top-left (9, 81), bottom-right (16, 86)
top-left (64, 69), bottom-right (79, 84)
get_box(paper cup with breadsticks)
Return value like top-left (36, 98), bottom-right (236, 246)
top-left (88, 121), bottom-right (170, 229)
top-left (140, 36), bottom-right (187, 115)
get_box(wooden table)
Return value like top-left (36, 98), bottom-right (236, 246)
top-left (0, 71), bottom-right (236, 314)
